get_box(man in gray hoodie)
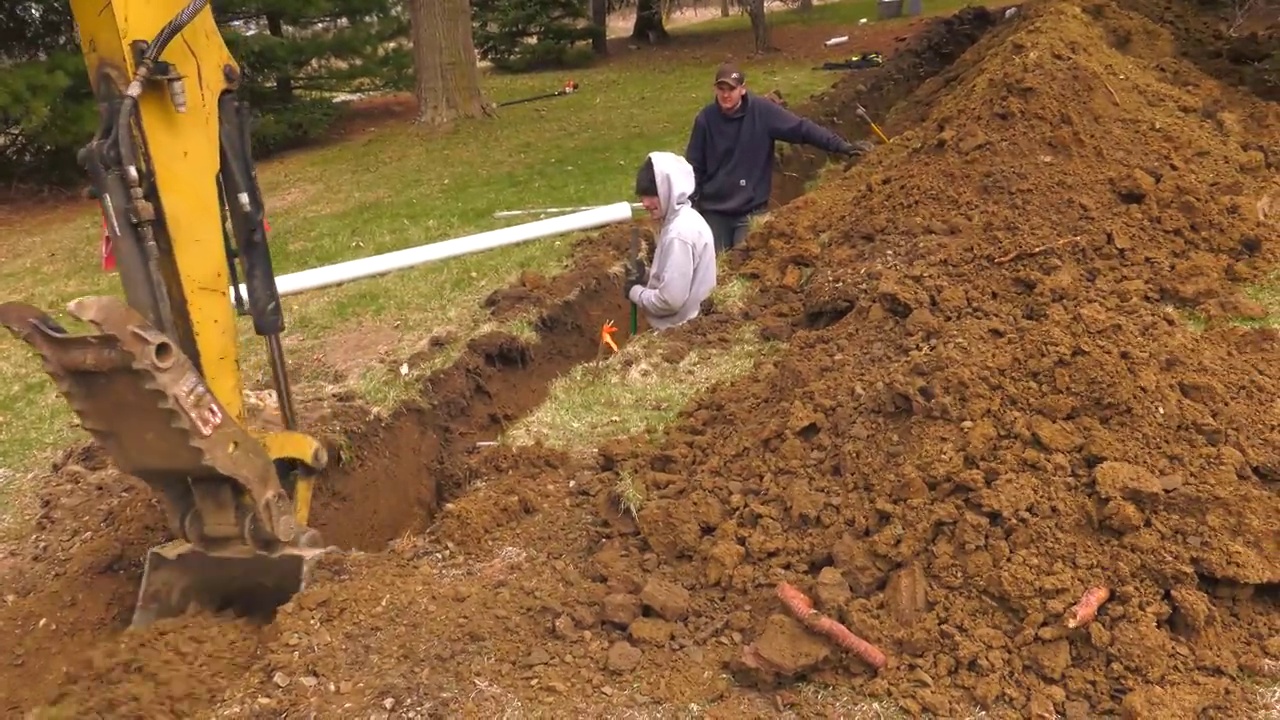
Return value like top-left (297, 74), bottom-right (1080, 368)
top-left (625, 151), bottom-right (717, 330)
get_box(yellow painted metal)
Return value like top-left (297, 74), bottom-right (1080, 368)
top-left (67, 0), bottom-right (328, 527)
top-left (254, 430), bottom-right (330, 472)
top-left (68, 0), bottom-right (244, 422)
top-left (293, 477), bottom-right (316, 527)
top-left (253, 429), bottom-right (328, 526)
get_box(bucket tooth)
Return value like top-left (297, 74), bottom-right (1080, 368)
top-left (0, 296), bottom-right (326, 625)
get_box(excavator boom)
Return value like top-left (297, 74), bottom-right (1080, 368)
top-left (0, 0), bottom-right (333, 626)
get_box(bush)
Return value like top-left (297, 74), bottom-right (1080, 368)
top-left (472, 0), bottom-right (601, 72)
top-left (0, 51), bottom-right (97, 188)
top-left (250, 98), bottom-right (344, 156)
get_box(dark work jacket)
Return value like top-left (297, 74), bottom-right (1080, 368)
top-left (684, 93), bottom-right (852, 216)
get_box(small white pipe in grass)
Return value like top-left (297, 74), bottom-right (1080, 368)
top-left (493, 202), bottom-right (643, 219)
top-left (229, 201), bottom-right (636, 303)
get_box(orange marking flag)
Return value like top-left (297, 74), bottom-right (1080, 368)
top-left (601, 320), bottom-right (619, 353)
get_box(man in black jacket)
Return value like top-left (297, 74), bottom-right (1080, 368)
top-left (685, 62), bottom-right (872, 253)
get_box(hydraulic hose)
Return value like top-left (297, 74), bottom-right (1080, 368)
top-left (116, 0), bottom-right (211, 179)
top-left (111, 0), bottom-right (212, 339)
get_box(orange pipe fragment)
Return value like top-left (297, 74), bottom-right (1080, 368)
top-left (776, 582), bottom-right (887, 671)
top-left (1065, 586), bottom-right (1111, 628)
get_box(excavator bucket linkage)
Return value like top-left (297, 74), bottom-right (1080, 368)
top-left (0, 296), bottom-right (331, 628)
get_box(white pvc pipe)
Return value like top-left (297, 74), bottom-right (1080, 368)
top-left (493, 202), bottom-right (643, 219)
top-left (228, 200), bottom-right (635, 303)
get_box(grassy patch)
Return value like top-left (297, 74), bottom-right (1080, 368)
top-left (502, 321), bottom-right (778, 452)
top-left (1177, 275), bottom-right (1280, 332)
top-left (0, 3), bottom-right (869, 476)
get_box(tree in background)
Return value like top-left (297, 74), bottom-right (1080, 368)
top-left (213, 0), bottom-right (412, 152)
top-left (747, 0), bottom-right (771, 53)
top-left (409, 0), bottom-right (490, 125)
top-left (472, 0), bottom-right (600, 70)
top-left (0, 0), bottom-right (409, 188)
top-left (630, 0), bottom-right (669, 43)
top-left (591, 0), bottom-right (609, 53)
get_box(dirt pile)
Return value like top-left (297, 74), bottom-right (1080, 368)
top-left (771, 4), bottom-right (1004, 206)
top-left (1114, 0), bottom-right (1279, 102)
top-left (603, 0), bottom-right (1280, 716)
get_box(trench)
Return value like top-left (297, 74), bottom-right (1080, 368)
top-left (307, 257), bottom-right (639, 551)
top-left (307, 6), bottom-right (1009, 555)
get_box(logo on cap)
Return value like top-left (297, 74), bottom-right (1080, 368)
top-left (715, 63), bottom-right (744, 87)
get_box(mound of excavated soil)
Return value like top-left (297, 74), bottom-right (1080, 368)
top-left (4, 1), bottom-right (1279, 717)
top-left (615, 0), bottom-right (1280, 715)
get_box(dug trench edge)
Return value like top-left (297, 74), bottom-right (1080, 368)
top-left (307, 259), bottom-right (640, 552)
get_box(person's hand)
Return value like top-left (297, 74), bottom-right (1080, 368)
top-left (841, 139), bottom-right (875, 156)
top-left (624, 256), bottom-right (648, 285)
top-left (839, 140), bottom-right (876, 170)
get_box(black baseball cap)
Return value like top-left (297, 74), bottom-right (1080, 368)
top-left (635, 156), bottom-right (658, 197)
top-left (714, 62), bottom-right (745, 88)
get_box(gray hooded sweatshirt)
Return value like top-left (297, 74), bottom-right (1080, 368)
top-left (628, 151), bottom-right (717, 330)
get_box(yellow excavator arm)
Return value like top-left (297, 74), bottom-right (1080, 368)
top-left (0, 0), bottom-right (332, 627)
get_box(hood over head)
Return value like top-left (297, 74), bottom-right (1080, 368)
top-left (639, 151), bottom-right (696, 221)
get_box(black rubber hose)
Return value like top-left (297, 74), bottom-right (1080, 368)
top-left (116, 0), bottom-right (211, 176)
top-left (145, 0), bottom-right (210, 63)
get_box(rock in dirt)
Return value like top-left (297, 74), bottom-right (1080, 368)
top-left (639, 579), bottom-right (690, 622)
top-left (600, 593), bottom-right (642, 626)
top-left (1094, 461), bottom-right (1164, 502)
top-left (883, 563), bottom-right (929, 624)
top-left (523, 648), bottom-right (552, 667)
top-left (814, 567), bottom-right (852, 610)
top-left (605, 641), bottom-right (642, 673)
top-left (1114, 168), bottom-right (1158, 203)
top-left (627, 617), bottom-right (674, 646)
top-left (743, 614), bottom-right (831, 677)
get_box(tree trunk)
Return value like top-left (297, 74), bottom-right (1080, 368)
top-left (631, 0), bottom-right (670, 43)
top-left (408, 0), bottom-right (488, 126)
top-left (720, 0), bottom-right (730, 18)
top-left (265, 14), bottom-right (294, 103)
top-left (748, 0), bottom-right (770, 54)
top-left (799, 0), bottom-right (813, 11)
top-left (591, 0), bottom-right (608, 54)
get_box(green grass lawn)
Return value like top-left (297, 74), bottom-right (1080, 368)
top-left (0, 1), bottom-right (915, 479)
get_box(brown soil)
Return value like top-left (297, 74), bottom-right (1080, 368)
top-left (4, 0), bottom-right (1280, 718)
top-left (1115, 0), bottom-right (1280, 101)
top-left (769, 5), bottom-right (1006, 208)
top-left (310, 237), bottom-right (644, 552)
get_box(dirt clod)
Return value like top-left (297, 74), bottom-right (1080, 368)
top-left (744, 614), bottom-right (832, 678)
top-left (606, 641), bottom-right (643, 672)
top-left (601, 593), bottom-right (642, 626)
top-left (639, 578), bottom-right (690, 622)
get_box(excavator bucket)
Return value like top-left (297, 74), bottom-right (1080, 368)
top-left (0, 296), bottom-right (330, 628)
top-left (133, 539), bottom-right (328, 627)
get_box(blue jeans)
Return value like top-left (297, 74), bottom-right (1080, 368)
top-left (700, 209), bottom-right (754, 254)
